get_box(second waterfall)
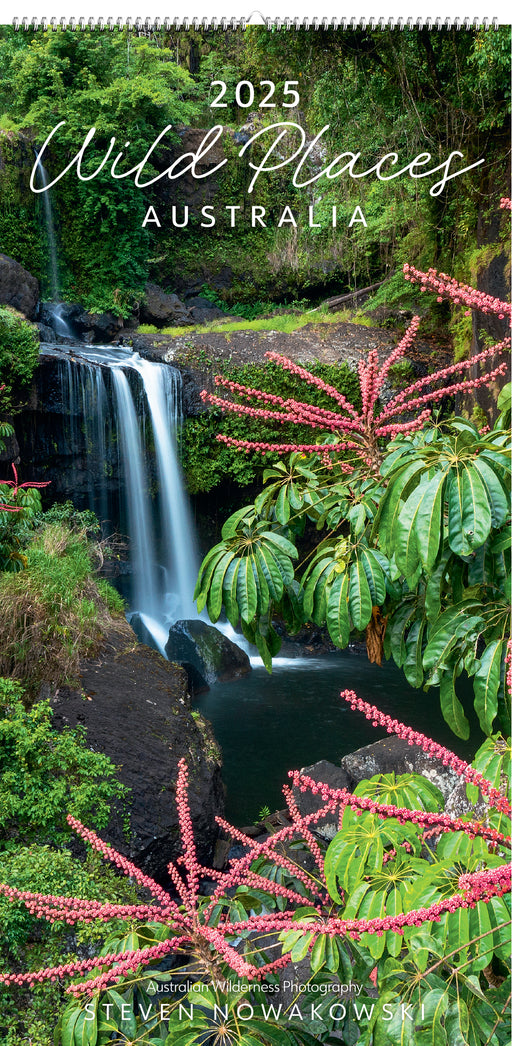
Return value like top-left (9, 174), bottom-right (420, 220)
top-left (44, 343), bottom-right (198, 651)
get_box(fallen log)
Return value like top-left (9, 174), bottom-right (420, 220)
top-left (322, 280), bottom-right (386, 310)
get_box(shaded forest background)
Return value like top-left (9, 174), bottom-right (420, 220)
top-left (0, 25), bottom-right (510, 328)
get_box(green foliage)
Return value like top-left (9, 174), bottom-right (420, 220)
top-left (0, 522), bottom-right (125, 691)
top-left (0, 845), bottom-right (135, 957)
top-left (196, 399), bottom-right (511, 735)
top-left (0, 471), bottom-right (45, 573)
top-left (182, 360), bottom-right (361, 493)
top-left (387, 359), bottom-right (415, 390)
top-left (375, 420), bottom-right (511, 736)
top-left (0, 28), bottom-right (202, 312)
top-left (55, 749), bottom-right (510, 1046)
top-left (0, 134), bottom-right (43, 278)
top-left (35, 498), bottom-right (100, 535)
top-left (0, 850), bottom-right (139, 1046)
top-left (0, 305), bottom-right (39, 412)
top-left (0, 26), bottom-right (509, 314)
top-left (0, 692), bottom-right (126, 847)
top-left (0, 676), bottom-right (24, 710)
top-left (199, 284), bottom-right (288, 319)
top-left (321, 781), bottom-right (511, 1044)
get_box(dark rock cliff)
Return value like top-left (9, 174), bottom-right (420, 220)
top-left (51, 627), bottom-right (225, 881)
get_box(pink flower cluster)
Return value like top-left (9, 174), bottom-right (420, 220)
top-left (0, 462), bottom-right (50, 513)
top-left (219, 861), bottom-right (511, 942)
top-left (0, 699), bottom-right (508, 996)
top-left (342, 691), bottom-right (512, 816)
top-left (403, 263), bottom-right (511, 320)
top-left (200, 267), bottom-right (509, 470)
top-left (288, 770), bottom-right (508, 848)
top-left (499, 198), bottom-right (511, 210)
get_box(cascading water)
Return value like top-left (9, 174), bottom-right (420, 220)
top-left (132, 357), bottom-right (198, 621)
top-left (35, 155), bottom-right (60, 302)
top-left (110, 366), bottom-right (159, 616)
top-left (41, 343), bottom-right (199, 652)
top-left (34, 164), bottom-right (201, 652)
top-left (34, 154), bottom-right (74, 338)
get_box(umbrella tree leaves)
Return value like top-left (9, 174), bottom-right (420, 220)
top-left (196, 403), bottom-right (511, 736)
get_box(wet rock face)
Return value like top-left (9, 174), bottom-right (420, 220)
top-left (38, 301), bottom-right (125, 343)
top-left (165, 619), bottom-right (251, 692)
top-left (292, 736), bottom-right (470, 836)
top-left (0, 253), bottom-right (39, 319)
top-left (15, 354), bottom-right (122, 509)
top-left (0, 422), bottom-right (20, 468)
top-left (50, 628), bottom-right (225, 881)
top-left (340, 735), bottom-right (459, 801)
top-left (292, 760), bottom-right (352, 840)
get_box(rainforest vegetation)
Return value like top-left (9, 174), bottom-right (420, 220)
top-left (0, 24), bottom-right (510, 1046)
top-left (0, 25), bottom-right (510, 313)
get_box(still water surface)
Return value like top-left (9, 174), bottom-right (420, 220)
top-left (196, 652), bottom-right (482, 824)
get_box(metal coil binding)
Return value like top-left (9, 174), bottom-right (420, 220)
top-left (12, 15), bottom-right (500, 31)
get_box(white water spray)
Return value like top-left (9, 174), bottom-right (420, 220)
top-left (42, 344), bottom-right (200, 646)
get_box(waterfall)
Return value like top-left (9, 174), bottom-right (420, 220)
top-left (43, 344), bottom-right (199, 648)
top-left (34, 160), bottom-right (200, 651)
top-left (34, 154), bottom-right (75, 339)
top-left (111, 366), bottom-right (159, 616)
top-left (132, 357), bottom-right (198, 620)
top-left (36, 157), bottom-right (60, 301)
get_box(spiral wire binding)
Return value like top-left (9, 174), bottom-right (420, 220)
top-left (12, 15), bottom-right (499, 31)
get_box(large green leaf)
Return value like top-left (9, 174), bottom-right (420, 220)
top-left (194, 544), bottom-right (229, 608)
top-left (302, 555), bottom-right (338, 619)
top-left (236, 557), bottom-right (258, 623)
top-left (472, 456), bottom-right (510, 527)
top-left (254, 544), bottom-right (284, 603)
top-left (423, 601), bottom-right (482, 672)
top-left (222, 558), bottom-right (241, 629)
top-left (447, 465), bottom-right (492, 556)
top-left (373, 459), bottom-right (427, 554)
top-left (275, 483), bottom-right (291, 524)
top-left (415, 469), bottom-right (448, 571)
top-left (474, 638), bottom-right (503, 735)
top-left (439, 667), bottom-right (470, 740)
top-left (348, 558), bottom-right (373, 630)
top-left (251, 551), bottom-right (270, 615)
top-left (221, 506), bottom-right (256, 539)
top-left (386, 601), bottom-right (420, 667)
top-left (395, 482), bottom-right (426, 579)
top-left (359, 547), bottom-right (387, 605)
top-left (263, 542), bottom-right (296, 589)
top-left (412, 988), bottom-right (449, 1046)
top-left (206, 550), bottom-right (237, 622)
top-left (403, 618), bottom-right (426, 688)
top-left (424, 547), bottom-right (452, 622)
top-left (61, 1004), bottom-right (83, 1046)
top-left (71, 1011), bottom-right (98, 1046)
top-left (326, 571), bottom-right (350, 646)
top-left (259, 531), bottom-right (298, 560)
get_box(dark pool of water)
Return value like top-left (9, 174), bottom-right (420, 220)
top-left (196, 652), bottom-right (483, 825)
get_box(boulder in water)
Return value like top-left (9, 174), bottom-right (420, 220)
top-left (165, 619), bottom-right (251, 689)
top-left (340, 735), bottom-right (459, 801)
top-left (141, 283), bottom-right (194, 327)
top-left (0, 253), bottom-right (39, 319)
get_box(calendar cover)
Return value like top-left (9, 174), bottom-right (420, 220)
top-left (0, 21), bottom-right (510, 1046)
